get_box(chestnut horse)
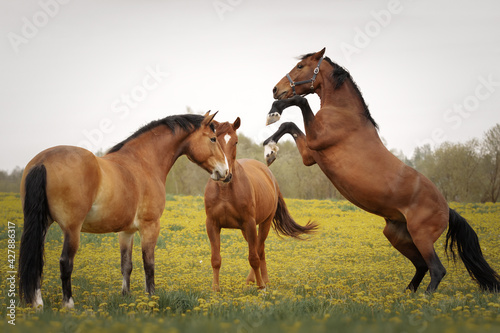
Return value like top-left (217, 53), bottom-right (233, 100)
top-left (204, 118), bottom-right (317, 291)
top-left (19, 112), bottom-right (230, 308)
top-left (264, 48), bottom-right (500, 293)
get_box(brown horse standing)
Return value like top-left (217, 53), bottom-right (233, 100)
top-left (204, 118), bottom-right (317, 291)
top-left (264, 48), bottom-right (500, 293)
top-left (19, 112), bottom-right (230, 308)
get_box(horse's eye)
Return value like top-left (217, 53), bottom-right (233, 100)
top-left (297, 64), bottom-right (304, 69)
top-left (210, 137), bottom-right (216, 143)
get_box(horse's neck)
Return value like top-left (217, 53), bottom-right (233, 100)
top-left (318, 79), bottom-right (362, 111)
top-left (116, 129), bottom-right (186, 181)
top-left (217, 160), bottom-right (247, 192)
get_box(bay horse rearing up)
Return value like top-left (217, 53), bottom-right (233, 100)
top-left (19, 112), bottom-right (230, 308)
top-left (204, 118), bottom-right (317, 291)
top-left (264, 48), bottom-right (500, 293)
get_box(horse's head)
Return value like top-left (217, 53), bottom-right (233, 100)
top-left (213, 117), bottom-right (240, 183)
top-left (273, 48), bottom-right (326, 100)
top-left (185, 111), bottom-right (230, 182)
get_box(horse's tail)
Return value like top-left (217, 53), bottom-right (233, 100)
top-left (272, 192), bottom-right (318, 239)
top-left (19, 164), bottom-right (50, 304)
top-left (445, 208), bottom-right (500, 292)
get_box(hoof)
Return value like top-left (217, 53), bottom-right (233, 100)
top-left (264, 141), bottom-right (279, 166)
top-left (32, 289), bottom-right (44, 310)
top-left (63, 297), bottom-right (74, 309)
top-left (266, 112), bottom-right (281, 125)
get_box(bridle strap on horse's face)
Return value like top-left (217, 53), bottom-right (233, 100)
top-left (286, 57), bottom-right (323, 96)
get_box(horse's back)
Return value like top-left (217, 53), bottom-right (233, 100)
top-left (239, 158), bottom-right (277, 191)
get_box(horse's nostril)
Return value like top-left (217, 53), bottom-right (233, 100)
top-left (273, 87), bottom-right (277, 94)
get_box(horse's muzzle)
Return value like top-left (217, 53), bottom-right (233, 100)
top-left (211, 162), bottom-right (230, 182)
top-left (273, 89), bottom-right (288, 100)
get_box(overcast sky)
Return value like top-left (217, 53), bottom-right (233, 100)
top-left (1, 0), bottom-right (500, 171)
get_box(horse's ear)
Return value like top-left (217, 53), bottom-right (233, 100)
top-left (202, 110), bottom-right (218, 127)
top-left (233, 117), bottom-right (241, 131)
top-left (315, 47), bottom-right (326, 60)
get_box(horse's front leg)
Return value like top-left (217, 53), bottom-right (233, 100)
top-left (263, 122), bottom-right (316, 166)
top-left (206, 218), bottom-right (222, 292)
top-left (267, 96), bottom-right (331, 151)
top-left (140, 220), bottom-right (160, 295)
top-left (266, 95), bottom-right (315, 127)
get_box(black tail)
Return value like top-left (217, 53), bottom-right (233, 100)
top-left (272, 194), bottom-right (318, 239)
top-left (19, 164), bottom-right (50, 304)
top-left (445, 208), bottom-right (500, 292)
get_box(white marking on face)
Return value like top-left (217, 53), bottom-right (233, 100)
top-left (224, 134), bottom-right (231, 144)
top-left (210, 153), bottom-right (230, 181)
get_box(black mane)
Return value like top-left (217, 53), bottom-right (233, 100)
top-left (301, 53), bottom-right (378, 129)
top-left (107, 114), bottom-right (207, 154)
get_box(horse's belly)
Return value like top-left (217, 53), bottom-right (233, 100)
top-left (316, 152), bottom-right (410, 220)
top-left (81, 203), bottom-right (136, 233)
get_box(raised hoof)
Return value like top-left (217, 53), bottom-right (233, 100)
top-left (264, 141), bottom-right (279, 166)
top-left (266, 112), bottom-right (281, 125)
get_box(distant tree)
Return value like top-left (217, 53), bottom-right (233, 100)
top-left (481, 124), bottom-right (500, 202)
top-left (412, 140), bottom-right (483, 202)
top-left (0, 167), bottom-right (24, 193)
top-left (412, 144), bottom-right (434, 174)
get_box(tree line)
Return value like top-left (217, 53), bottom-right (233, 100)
top-left (2, 124), bottom-right (499, 203)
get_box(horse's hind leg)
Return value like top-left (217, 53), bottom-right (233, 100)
top-left (60, 227), bottom-right (81, 308)
top-left (241, 230), bottom-right (256, 284)
top-left (119, 231), bottom-right (134, 295)
top-left (140, 220), bottom-right (160, 295)
top-left (383, 220), bottom-right (429, 292)
top-left (244, 220), bottom-right (266, 290)
top-left (407, 215), bottom-right (447, 293)
top-left (257, 219), bottom-right (272, 284)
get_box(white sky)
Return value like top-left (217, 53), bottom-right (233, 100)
top-left (1, 0), bottom-right (500, 171)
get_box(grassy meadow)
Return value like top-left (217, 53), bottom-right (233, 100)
top-left (1, 192), bottom-right (499, 332)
